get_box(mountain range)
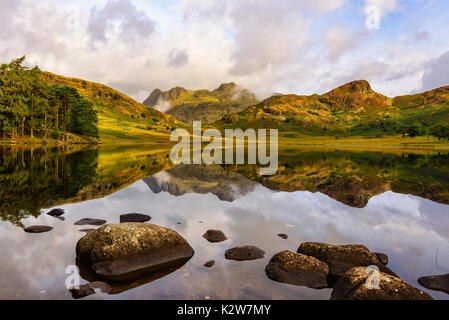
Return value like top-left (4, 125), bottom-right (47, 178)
top-left (213, 80), bottom-right (449, 136)
top-left (143, 82), bottom-right (259, 124)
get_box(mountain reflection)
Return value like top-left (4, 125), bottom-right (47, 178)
top-left (1, 145), bottom-right (449, 226)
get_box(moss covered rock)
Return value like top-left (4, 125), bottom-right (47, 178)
top-left (76, 223), bottom-right (194, 281)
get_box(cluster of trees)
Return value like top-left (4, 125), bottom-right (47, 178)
top-left (0, 56), bottom-right (98, 140)
top-left (397, 122), bottom-right (449, 139)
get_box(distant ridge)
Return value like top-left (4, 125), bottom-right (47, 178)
top-left (143, 82), bottom-right (259, 124)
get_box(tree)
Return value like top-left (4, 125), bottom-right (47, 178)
top-left (430, 124), bottom-right (449, 140)
top-left (0, 56), bottom-right (98, 141)
top-left (406, 122), bottom-right (424, 138)
top-left (69, 98), bottom-right (98, 137)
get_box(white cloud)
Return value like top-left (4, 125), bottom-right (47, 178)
top-left (167, 48), bottom-right (189, 68)
top-left (0, 0), bottom-right (447, 103)
top-left (325, 26), bottom-right (363, 61)
top-left (421, 50), bottom-right (449, 91)
top-left (87, 0), bottom-right (156, 47)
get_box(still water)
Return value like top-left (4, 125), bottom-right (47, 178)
top-left (0, 145), bottom-right (449, 299)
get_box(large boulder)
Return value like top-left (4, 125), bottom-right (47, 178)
top-left (265, 251), bottom-right (329, 289)
top-left (297, 242), bottom-right (397, 279)
top-left (76, 223), bottom-right (194, 281)
top-left (331, 267), bottom-right (432, 300)
top-left (418, 274), bottom-right (449, 295)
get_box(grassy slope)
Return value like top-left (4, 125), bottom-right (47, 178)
top-left (213, 80), bottom-right (449, 138)
top-left (143, 82), bottom-right (259, 124)
top-left (43, 72), bottom-right (186, 144)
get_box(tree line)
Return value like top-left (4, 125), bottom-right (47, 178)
top-left (0, 56), bottom-right (98, 140)
top-left (396, 122), bottom-right (449, 139)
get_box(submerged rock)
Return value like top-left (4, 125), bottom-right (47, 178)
top-left (277, 234), bottom-right (288, 240)
top-left (331, 267), bottom-right (432, 300)
top-left (46, 208), bottom-right (65, 217)
top-left (265, 251), bottom-right (329, 289)
top-left (225, 246), bottom-right (265, 261)
top-left (297, 242), bottom-right (397, 279)
top-left (204, 260), bottom-right (215, 268)
top-left (374, 252), bottom-right (389, 265)
top-left (76, 223), bottom-right (194, 281)
top-left (418, 274), bottom-right (449, 295)
top-left (69, 284), bottom-right (95, 299)
top-left (24, 225), bottom-right (53, 233)
top-left (202, 230), bottom-right (227, 243)
top-left (74, 218), bottom-right (107, 226)
top-left (79, 229), bottom-right (96, 234)
top-left (120, 213), bottom-right (151, 223)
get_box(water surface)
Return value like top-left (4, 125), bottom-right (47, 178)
top-left (0, 145), bottom-right (448, 299)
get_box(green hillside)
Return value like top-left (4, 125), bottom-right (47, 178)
top-left (213, 80), bottom-right (449, 138)
top-left (43, 72), bottom-right (186, 143)
top-left (143, 82), bottom-right (259, 124)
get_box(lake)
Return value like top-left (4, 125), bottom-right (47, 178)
top-left (1, 144), bottom-right (449, 299)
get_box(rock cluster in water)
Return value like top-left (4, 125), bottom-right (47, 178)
top-left (264, 242), bottom-right (432, 300)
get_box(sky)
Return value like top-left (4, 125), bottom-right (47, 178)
top-left (1, 0), bottom-right (448, 102)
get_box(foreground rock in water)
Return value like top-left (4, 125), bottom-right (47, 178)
top-left (76, 223), bottom-right (194, 281)
top-left (24, 225), bottom-right (53, 233)
top-left (265, 251), bottom-right (329, 289)
top-left (297, 242), bottom-right (397, 278)
top-left (46, 208), bottom-right (65, 217)
top-left (225, 246), bottom-right (265, 261)
top-left (120, 213), bottom-right (151, 223)
top-left (418, 274), bottom-right (449, 295)
top-left (74, 218), bottom-right (107, 226)
top-left (331, 267), bottom-right (432, 300)
top-left (202, 230), bottom-right (227, 243)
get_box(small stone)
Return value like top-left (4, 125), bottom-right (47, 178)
top-left (374, 252), bottom-right (389, 265)
top-left (225, 246), bottom-right (265, 261)
top-left (24, 225), bottom-right (53, 233)
top-left (204, 260), bottom-right (215, 268)
top-left (203, 230), bottom-right (227, 243)
top-left (277, 233), bottom-right (288, 240)
top-left (74, 218), bottom-right (107, 226)
top-left (46, 208), bottom-right (65, 217)
top-left (120, 213), bottom-right (151, 223)
top-left (418, 274), bottom-right (449, 295)
top-left (69, 284), bottom-right (95, 299)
